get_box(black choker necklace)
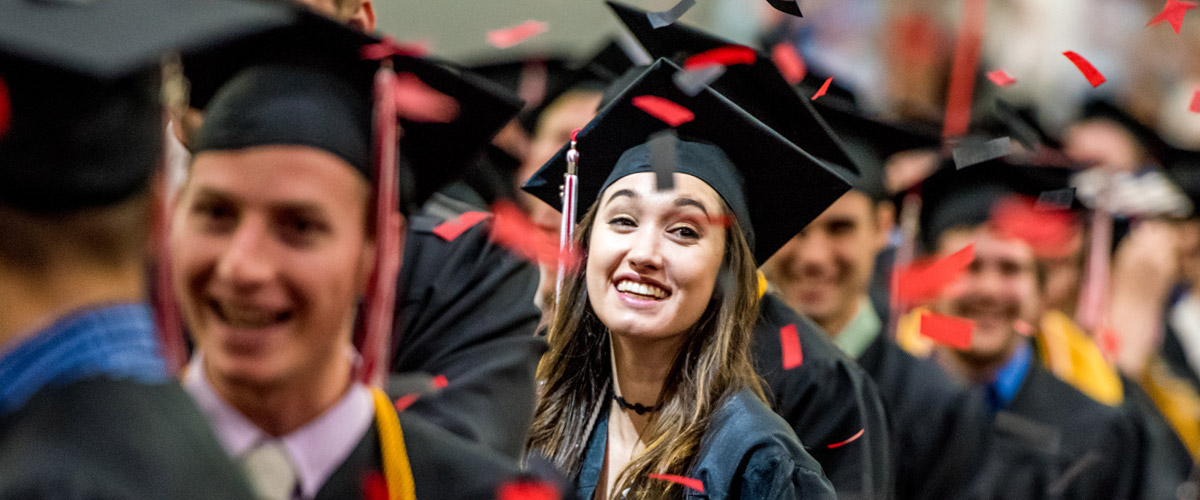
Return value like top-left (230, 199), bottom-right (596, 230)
top-left (613, 394), bottom-right (658, 415)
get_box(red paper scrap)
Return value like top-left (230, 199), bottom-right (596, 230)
top-left (919, 312), bottom-right (974, 350)
top-left (393, 73), bottom-right (460, 123)
top-left (394, 394), bottom-right (420, 412)
top-left (1063, 51), bottom-right (1106, 88)
top-left (1190, 89), bottom-right (1200, 113)
top-left (0, 77), bottom-right (8, 139)
top-left (683, 45), bottom-right (757, 70)
top-left (433, 211), bottom-right (490, 242)
top-left (992, 196), bottom-right (1078, 259)
top-left (362, 471), bottom-right (389, 500)
top-left (987, 70), bottom-right (1017, 87)
top-left (490, 200), bottom-right (579, 269)
top-left (771, 43), bottom-right (807, 84)
top-left (487, 20), bottom-right (548, 49)
top-left (497, 480), bottom-right (560, 500)
top-left (894, 244), bottom-right (975, 304)
top-left (811, 77), bottom-right (832, 101)
top-left (780, 324), bottom-right (804, 369)
top-left (1099, 327), bottom-right (1121, 359)
top-left (826, 428), bottom-right (865, 449)
top-left (431, 374), bottom-right (449, 389)
top-left (632, 95), bottom-right (695, 127)
top-left (361, 36), bottom-right (428, 60)
top-left (648, 474), bottom-right (705, 493)
top-left (943, 0), bottom-right (987, 139)
top-left (1147, 0), bottom-right (1198, 34)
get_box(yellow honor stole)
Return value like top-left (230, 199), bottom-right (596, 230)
top-left (371, 388), bottom-right (417, 500)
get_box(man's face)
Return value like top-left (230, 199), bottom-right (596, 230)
top-left (516, 90), bottom-right (604, 238)
top-left (762, 191), bottom-right (892, 332)
top-left (932, 227), bottom-right (1040, 365)
top-left (171, 145), bottom-right (374, 390)
top-left (1064, 120), bottom-right (1145, 172)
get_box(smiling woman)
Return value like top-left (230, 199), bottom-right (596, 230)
top-left (523, 60), bottom-right (849, 500)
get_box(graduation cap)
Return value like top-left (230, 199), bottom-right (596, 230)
top-left (606, 1), bottom-right (861, 175)
top-left (1163, 148), bottom-right (1200, 217)
top-left (522, 59), bottom-right (851, 264)
top-left (517, 40), bottom-right (635, 134)
top-left (0, 0), bottom-right (292, 213)
top-left (917, 158), bottom-right (1077, 252)
top-left (184, 8), bottom-right (524, 210)
top-left (764, 0), bottom-right (803, 17)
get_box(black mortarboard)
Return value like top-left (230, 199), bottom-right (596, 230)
top-left (0, 0), bottom-right (291, 213)
top-left (918, 159), bottom-right (1076, 251)
top-left (1164, 148), bottom-right (1200, 217)
top-left (518, 40), bottom-right (635, 134)
top-left (522, 59), bottom-right (850, 264)
top-left (185, 8), bottom-right (523, 209)
top-left (1077, 99), bottom-right (1170, 165)
top-left (606, 1), bottom-right (861, 176)
top-left (764, 0), bottom-right (803, 17)
top-left (812, 94), bottom-right (942, 201)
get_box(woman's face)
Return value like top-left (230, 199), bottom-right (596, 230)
top-left (586, 172), bottom-right (727, 342)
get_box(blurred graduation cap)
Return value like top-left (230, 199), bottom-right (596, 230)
top-left (764, 0), bottom-right (803, 17)
top-left (1163, 148), bottom-right (1200, 217)
top-left (0, 0), bottom-right (292, 213)
top-left (917, 158), bottom-right (1077, 251)
top-left (184, 8), bottom-right (523, 210)
top-left (517, 40), bottom-right (635, 134)
top-left (522, 58), bottom-right (850, 264)
top-left (606, 1), bottom-right (861, 175)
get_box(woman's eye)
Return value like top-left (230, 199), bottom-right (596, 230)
top-left (671, 226), bottom-right (700, 240)
top-left (608, 216), bottom-right (636, 228)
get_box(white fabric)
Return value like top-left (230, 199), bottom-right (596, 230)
top-left (241, 440), bottom-right (299, 500)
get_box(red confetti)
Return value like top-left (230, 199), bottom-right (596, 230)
top-left (395, 393), bottom-right (421, 412)
top-left (894, 244), bottom-right (975, 304)
top-left (991, 196), bottom-right (1078, 259)
top-left (943, 0), bottom-right (987, 139)
top-left (393, 73), bottom-right (460, 123)
top-left (0, 77), bottom-right (8, 139)
top-left (487, 20), bottom-right (548, 49)
top-left (919, 312), bottom-right (974, 350)
top-left (632, 95), bottom-right (695, 127)
top-left (362, 471), bottom-right (389, 500)
top-left (1190, 89), bottom-right (1200, 113)
top-left (498, 480), bottom-right (560, 500)
top-left (683, 45), bottom-right (757, 70)
top-left (1099, 327), bottom-right (1122, 359)
top-left (826, 428), bottom-right (865, 449)
top-left (431, 374), bottom-right (449, 389)
top-left (810, 77), bottom-right (832, 101)
top-left (987, 70), bottom-right (1017, 87)
top-left (1147, 0), bottom-right (1198, 34)
top-left (433, 211), bottom-right (490, 242)
top-left (1063, 51), bottom-right (1107, 88)
top-left (490, 200), bottom-right (580, 269)
top-left (648, 474), bottom-right (705, 493)
top-left (771, 43), bottom-right (807, 84)
top-left (780, 324), bottom-right (804, 369)
top-left (361, 36), bottom-right (428, 60)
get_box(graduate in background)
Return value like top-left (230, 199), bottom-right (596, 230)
top-left (604, 6), bottom-right (896, 498)
top-left (523, 59), bottom-right (844, 500)
top-left (761, 112), bottom-right (991, 500)
top-left (172, 11), bottom-right (536, 499)
top-left (0, 0), bottom-right (292, 498)
top-left (913, 161), bottom-right (1142, 500)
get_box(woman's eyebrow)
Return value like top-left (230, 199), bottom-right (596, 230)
top-left (673, 197), bottom-right (710, 216)
top-left (604, 188), bottom-right (638, 205)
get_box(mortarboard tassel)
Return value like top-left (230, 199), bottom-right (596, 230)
top-left (358, 62), bottom-right (404, 387)
top-left (151, 56), bottom-right (189, 374)
top-left (555, 129), bottom-right (581, 305)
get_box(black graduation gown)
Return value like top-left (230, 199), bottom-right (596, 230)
top-left (857, 331), bottom-right (991, 500)
top-left (389, 199), bottom-right (546, 460)
top-left (0, 377), bottom-right (256, 500)
top-left (1118, 374), bottom-right (1193, 500)
top-left (968, 361), bottom-right (1140, 500)
top-left (315, 410), bottom-right (526, 500)
top-left (751, 294), bottom-right (894, 500)
top-left (574, 389), bottom-right (837, 500)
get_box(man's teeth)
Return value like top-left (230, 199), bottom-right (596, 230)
top-left (616, 280), bottom-right (668, 299)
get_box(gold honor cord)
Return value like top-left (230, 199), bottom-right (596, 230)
top-left (372, 388), bottom-right (417, 500)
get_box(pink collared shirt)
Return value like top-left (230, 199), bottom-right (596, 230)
top-left (184, 354), bottom-right (374, 500)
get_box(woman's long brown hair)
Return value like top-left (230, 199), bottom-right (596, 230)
top-left (526, 198), bottom-right (766, 500)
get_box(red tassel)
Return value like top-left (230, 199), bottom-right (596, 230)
top-left (0, 77), bottom-right (10, 139)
